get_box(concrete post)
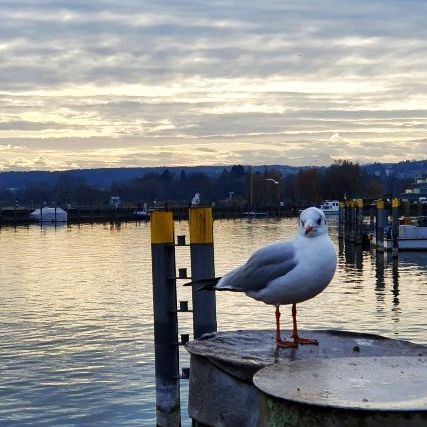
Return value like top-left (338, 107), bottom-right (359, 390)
top-left (392, 198), bottom-right (400, 258)
top-left (376, 199), bottom-right (385, 252)
top-left (189, 207), bottom-right (217, 339)
top-left (150, 211), bottom-right (181, 426)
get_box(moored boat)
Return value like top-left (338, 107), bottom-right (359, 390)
top-left (320, 200), bottom-right (340, 215)
top-left (372, 216), bottom-right (427, 251)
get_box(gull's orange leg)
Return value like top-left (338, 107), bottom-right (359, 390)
top-left (275, 306), bottom-right (297, 348)
top-left (291, 304), bottom-right (318, 345)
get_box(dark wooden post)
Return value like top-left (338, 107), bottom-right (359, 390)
top-left (150, 211), bottom-right (180, 426)
top-left (344, 201), bottom-right (350, 240)
top-left (338, 201), bottom-right (344, 238)
top-left (376, 199), bottom-right (385, 252)
top-left (189, 207), bottom-right (217, 339)
top-left (391, 198), bottom-right (400, 257)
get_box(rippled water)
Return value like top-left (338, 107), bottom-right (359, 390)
top-left (0, 219), bottom-right (426, 426)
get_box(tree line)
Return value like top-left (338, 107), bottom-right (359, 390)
top-left (0, 161), bottom-right (413, 208)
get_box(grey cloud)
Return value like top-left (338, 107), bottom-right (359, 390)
top-left (0, 0), bottom-right (426, 169)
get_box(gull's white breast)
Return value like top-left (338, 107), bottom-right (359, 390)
top-left (251, 234), bottom-right (337, 305)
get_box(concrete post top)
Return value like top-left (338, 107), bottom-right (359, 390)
top-left (254, 356), bottom-right (427, 411)
top-left (185, 330), bottom-right (426, 383)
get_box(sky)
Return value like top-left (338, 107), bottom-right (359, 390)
top-left (0, 0), bottom-right (427, 171)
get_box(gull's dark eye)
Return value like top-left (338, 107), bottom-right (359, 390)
top-left (317, 218), bottom-right (321, 225)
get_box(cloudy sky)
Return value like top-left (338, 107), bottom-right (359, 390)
top-left (1, 0), bottom-right (426, 171)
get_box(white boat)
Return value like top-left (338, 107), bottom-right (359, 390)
top-left (29, 207), bottom-right (68, 223)
top-left (133, 209), bottom-right (150, 219)
top-left (372, 217), bottom-right (427, 251)
top-left (320, 200), bottom-right (340, 215)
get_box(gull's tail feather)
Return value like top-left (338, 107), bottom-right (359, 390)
top-left (184, 277), bottom-right (244, 293)
top-left (183, 277), bottom-right (221, 291)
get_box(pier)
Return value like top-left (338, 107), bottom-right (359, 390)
top-left (0, 205), bottom-right (297, 226)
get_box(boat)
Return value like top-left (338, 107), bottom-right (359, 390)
top-left (371, 216), bottom-right (427, 251)
top-left (320, 200), bottom-right (340, 215)
top-left (133, 209), bottom-right (150, 220)
top-left (29, 207), bottom-right (68, 223)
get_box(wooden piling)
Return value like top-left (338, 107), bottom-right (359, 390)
top-left (338, 202), bottom-right (344, 238)
top-left (344, 201), bottom-right (350, 240)
top-left (369, 203), bottom-right (375, 233)
top-left (189, 207), bottom-right (217, 339)
top-left (355, 199), bottom-right (363, 245)
top-left (392, 198), bottom-right (399, 257)
top-left (150, 211), bottom-right (180, 426)
top-left (376, 199), bottom-right (385, 252)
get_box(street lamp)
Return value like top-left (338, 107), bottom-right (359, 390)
top-left (265, 177), bottom-right (284, 215)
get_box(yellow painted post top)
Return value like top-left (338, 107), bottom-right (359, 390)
top-left (151, 211), bottom-right (174, 244)
top-left (392, 198), bottom-right (399, 208)
top-left (189, 207), bottom-right (213, 244)
top-left (356, 199), bottom-right (363, 208)
top-left (376, 199), bottom-right (385, 209)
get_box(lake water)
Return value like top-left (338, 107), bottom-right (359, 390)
top-left (0, 218), bottom-right (426, 426)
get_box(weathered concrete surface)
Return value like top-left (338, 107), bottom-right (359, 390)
top-left (186, 329), bottom-right (426, 382)
top-left (189, 354), bottom-right (260, 427)
top-left (186, 330), bottom-right (426, 427)
top-left (255, 356), bottom-right (427, 427)
top-left (254, 356), bottom-right (427, 410)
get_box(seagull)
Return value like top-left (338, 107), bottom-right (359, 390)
top-left (265, 178), bottom-right (283, 185)
top-left (186, 207), bottom-right (337, 348)
top-left (191, 192), bottom-right (200, 207)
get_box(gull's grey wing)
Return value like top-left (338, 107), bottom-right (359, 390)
top-left (217, 241), bottom-right (297, 292)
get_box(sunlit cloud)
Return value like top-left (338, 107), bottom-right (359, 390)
top-left (0, 0), bottom-right (426, 170)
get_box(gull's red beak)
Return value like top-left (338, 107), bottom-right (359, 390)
top-left (305, 225), bottom-right (314, 235)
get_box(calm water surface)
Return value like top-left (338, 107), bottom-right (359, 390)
top-left (0, 219), bottom-right (426, 426)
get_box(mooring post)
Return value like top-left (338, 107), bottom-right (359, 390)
top-left (189, 207), bottom-right (217, 339)
top-left (355, 199), bottom-right (363, 245)
top-left (338, 202), bottom-right (344, 238)
top-left (369, 202), bottom-right (375, 233)
top-left (376, 199), bottom-right (385, 252)
top-left (391, 198), bottom-right (399, 257)
top-left (417, 200), bottom-right (423, 218)
top-left (150, 211), bottom-right (181, 427)
top-left (352, 200), bottom-right (357, 242)
top-left (344, 201), bottom-right (350, 240)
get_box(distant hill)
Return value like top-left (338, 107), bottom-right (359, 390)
top-left (0, 165), bottom-right (300, 188)
top-left (0, 160), bottom-right (425, 189)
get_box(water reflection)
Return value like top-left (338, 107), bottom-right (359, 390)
top-left (390, 257), bottom-right (401, 322)
top-left (0, 220), bottom-right (426, 426)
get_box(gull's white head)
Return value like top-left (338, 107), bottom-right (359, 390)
top-left (298, 207), bottom-right (328, 238)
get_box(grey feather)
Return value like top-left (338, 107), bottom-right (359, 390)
top-left (218, 241), bottom-right (297, 292)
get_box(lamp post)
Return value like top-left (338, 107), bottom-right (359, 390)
top-left (265, 178), bottom-right (284, 217)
